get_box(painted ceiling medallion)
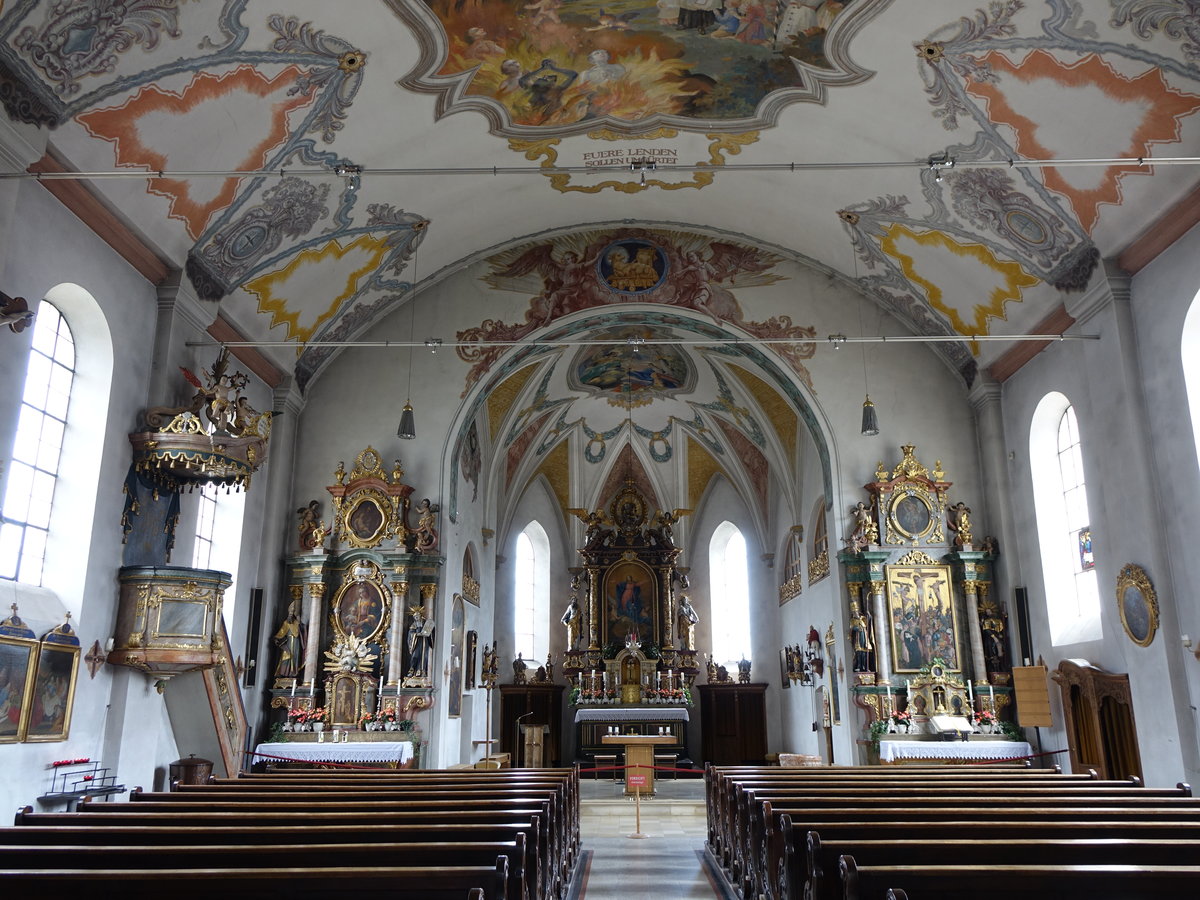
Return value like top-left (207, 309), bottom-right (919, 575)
top-left (390, 0), bottom-right (890, 136)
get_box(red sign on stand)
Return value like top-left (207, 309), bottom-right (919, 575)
top-left (627, 774), bottom-right (647, 788)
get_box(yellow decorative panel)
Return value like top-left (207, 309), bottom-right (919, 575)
top-left (879, 225), bottom-right (1040, 352)
top-left (728, 363), bottom-right (796, 467)
top-left (486, 365), bottom-right (537, 442)
top-left (687, 436), bottom-right (721, 509)
top-left (535, 438), bottom-right (570, 514)
top-left (243, 235), bottom-right (390, 343)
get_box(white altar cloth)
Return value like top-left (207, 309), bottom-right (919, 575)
top-left (879, 739), bottom-right (1032, 763)
top-left (253, 741), bottom-right (414, 765)
top-left (574, 707), bottom-right (689, 724)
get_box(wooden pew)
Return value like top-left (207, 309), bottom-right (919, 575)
top-left (2, 822), bottom-right (544, 900)
top-left (802, 835), bottom-right (1200, 900)
top-left (0, 860), bottom-right (511, 900)
top-left (737, 783), bottom-right (1191, 898)
top-left (17, 806), bottom-right (559, 899)
top-left (839, 856), bottom-right (1200, 900)
top-left (778, 816), bottom-right (1200, 900)
top-left (0, 840), bottom-right (529, 900)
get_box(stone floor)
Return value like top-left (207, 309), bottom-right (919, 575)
top-left (569, 778), bottom-right (735, 900)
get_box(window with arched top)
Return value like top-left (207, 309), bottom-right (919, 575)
top-left (779, 525), bottom-right (804, 604)
top-left (1031, 393), bottom-right (1101, 644)
top-left (1, 303), bottom-right (75, 585)
top-left (514, 522), bottom-right (549, 661)
top-left (710, 521), bottom-right (751, 668)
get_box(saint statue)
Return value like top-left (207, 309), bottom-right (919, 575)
top-left (677, 594), bottom-right (699, 651)
top-left (947, 501), bottom-right (973, 549)
top-left (404, 606), bottom-right (434, 685)
top-left (272, 599), bottom-right (305, 685)
top-left (561, 594), bottom-right (581, 650)
top-left (848, 599), bottom-right (874, 673)
top-left (513, 652), bottom-right (527, 685)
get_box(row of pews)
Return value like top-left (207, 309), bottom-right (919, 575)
top-left (4, 766), bottom-right (580, 899)
top-left (706, 763), bottom-right (1200, 900)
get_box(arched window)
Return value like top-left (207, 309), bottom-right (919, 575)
top-left (1031, 393), bottom-right (1101, 644)
top-left (710, 521), bottom-right (751, 668)
top-left (1, 304), bottom-right (75, 585)
top-left (191, 484), bottom-right (246, 627)
top-left (514, 522), bottom-right (549, 662)
top-left (779, 525), bottom-right (804, 604)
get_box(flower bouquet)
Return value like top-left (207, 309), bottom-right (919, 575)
top-left (890, 710), bottom-right (912, 733)
top-left (973, 709), bottom-right (997, 732)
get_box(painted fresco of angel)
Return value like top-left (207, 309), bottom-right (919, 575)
top-left (489, 243), bottom-right (602, 325)
top-left (669, 242), bottom-right (780, 324)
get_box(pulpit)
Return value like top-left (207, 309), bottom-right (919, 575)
top-left (520, 723), bottom-right (550, 768)
top-left (602, 733), bottom-right (675, 796)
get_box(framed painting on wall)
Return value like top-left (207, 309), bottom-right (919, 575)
top-left (0, 635), bottom-right (37, 743)
top-left (886, 561), bottom-right (960, 672)
top-left (24, 619), bottom-right (81, 743)
top-left (447, 594), bottom-right (465, 718)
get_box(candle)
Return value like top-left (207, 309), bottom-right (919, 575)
top-left (290, 680), bottom-right (296, 698)
top-left (967, 679), bottom-right (973, 703)
top-left (989, 684), bottom-right (995, 705)
top-left (885, 685), bottom-right (891, 701)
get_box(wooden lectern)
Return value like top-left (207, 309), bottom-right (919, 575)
top-left (520, 723), bottom-right (550, 768)
top-left (601, 733), bottom-right (675, 796)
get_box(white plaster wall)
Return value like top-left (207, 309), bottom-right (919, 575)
top-left (1000, 246), bottom-right (1200, 786)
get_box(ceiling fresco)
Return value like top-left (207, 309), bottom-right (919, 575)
top-left (459, 228), bottom-right (811, 396)
top-left (0, 0), bottom-right (1194, 403)
top-left (392, 0), bottom-right (889, 133)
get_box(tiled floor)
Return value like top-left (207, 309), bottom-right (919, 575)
top-left (571, 778), bottom-right (734, 899)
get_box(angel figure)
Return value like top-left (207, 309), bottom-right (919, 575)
top-left (297, 501), bottom-right (323, 551)
top-left (846, 501), bottom-right (878, 552)
top-left (414, 499), bottom-right (440, 553)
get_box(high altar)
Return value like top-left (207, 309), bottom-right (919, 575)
top-left (560, 482), bottom-right (701, 773)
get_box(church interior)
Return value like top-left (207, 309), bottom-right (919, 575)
top-left (2, 1), bottom-right (1200, 889)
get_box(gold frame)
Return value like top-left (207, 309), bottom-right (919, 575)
top-left (886, 558), bottom-right (961, 672)
top-left (1116, 563), bottom-right (1158, 648)
top-left (0, 635), bottom-right (38, 743)
top-left (330, 564), bottom-right (391, 648)
top-left (342, 491), bottom-right (390, 548)
top-left (24, 640), bottom-right (80, 743)
top-left (886, 486), bottom-right (938, 544)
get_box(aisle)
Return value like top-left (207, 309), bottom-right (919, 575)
top-left (568, 779), bottom-right (736, 900)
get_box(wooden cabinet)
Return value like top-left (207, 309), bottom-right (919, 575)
top-left (498, 684), bottom-right (564, 767)
top-left (698, 682), bottom-right (768, 765)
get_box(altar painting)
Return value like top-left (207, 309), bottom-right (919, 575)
top-left (603, 560), bottom-right (657, 647)
top-left (886, 564), bottom-right (959, 672)
top-left (335, 581), bottom-right (386, 643)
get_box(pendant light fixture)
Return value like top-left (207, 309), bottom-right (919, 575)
top-left (398, 237), bottom-right (418, 440)
top-left (854, 246), bottom-right (879, 436)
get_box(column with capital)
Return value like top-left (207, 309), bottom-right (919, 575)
top-left (962, 579), bottom-right (987, 681)
top-left (661, 567), bottom-right (675, 649)
top-left (302, 582), bottom-right (325, 690)
top-left (387, 571), bottom-right (409, 687)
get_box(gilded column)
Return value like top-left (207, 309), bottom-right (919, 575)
top-left (387, 571), bottom-right (409, 687)
top-left (661, 567), bottom-right (675, 649)
top-left (302, 582), bottom-right (325, 688)
top-left (587, 565), bottom-right (601, 650)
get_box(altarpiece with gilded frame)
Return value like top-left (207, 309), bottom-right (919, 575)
top-left (277, 447), bottom-right (445, 736)
top-left (838, 446), bottom-right (1013, 755)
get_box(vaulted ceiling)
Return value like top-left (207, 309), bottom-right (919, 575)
top-left (3, 0), bottom-right (1198, 395)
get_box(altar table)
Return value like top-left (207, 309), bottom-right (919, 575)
top-left (602, 733), bottom-right (676, 796)
top-left (879, 739), bottom-right (1032, 764)
top-left (252, 741), bottom-right (414, 767)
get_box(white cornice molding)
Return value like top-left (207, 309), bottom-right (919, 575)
top-left (157, 272), bottom-right (215, 336)
top-left (0, 116), bottom-right (45, 172)
top-left (1063, 263), bottom-right (1115, 327)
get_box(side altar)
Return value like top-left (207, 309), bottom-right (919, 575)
top-left (268, 447), bottom-right (444, 756)
top-left (837, 446), bottom-right (1022, 763)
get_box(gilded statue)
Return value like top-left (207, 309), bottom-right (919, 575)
top-left (513, 652), bottom-right (527, 685)
top-left (946, 501), bottom-right (973, 549)
top-left (846, 501), bottom-right (878, 552)
top-left (561, 593), bottom-right (581, 650)
top-left (404, 605), bottom-right (434, 685)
